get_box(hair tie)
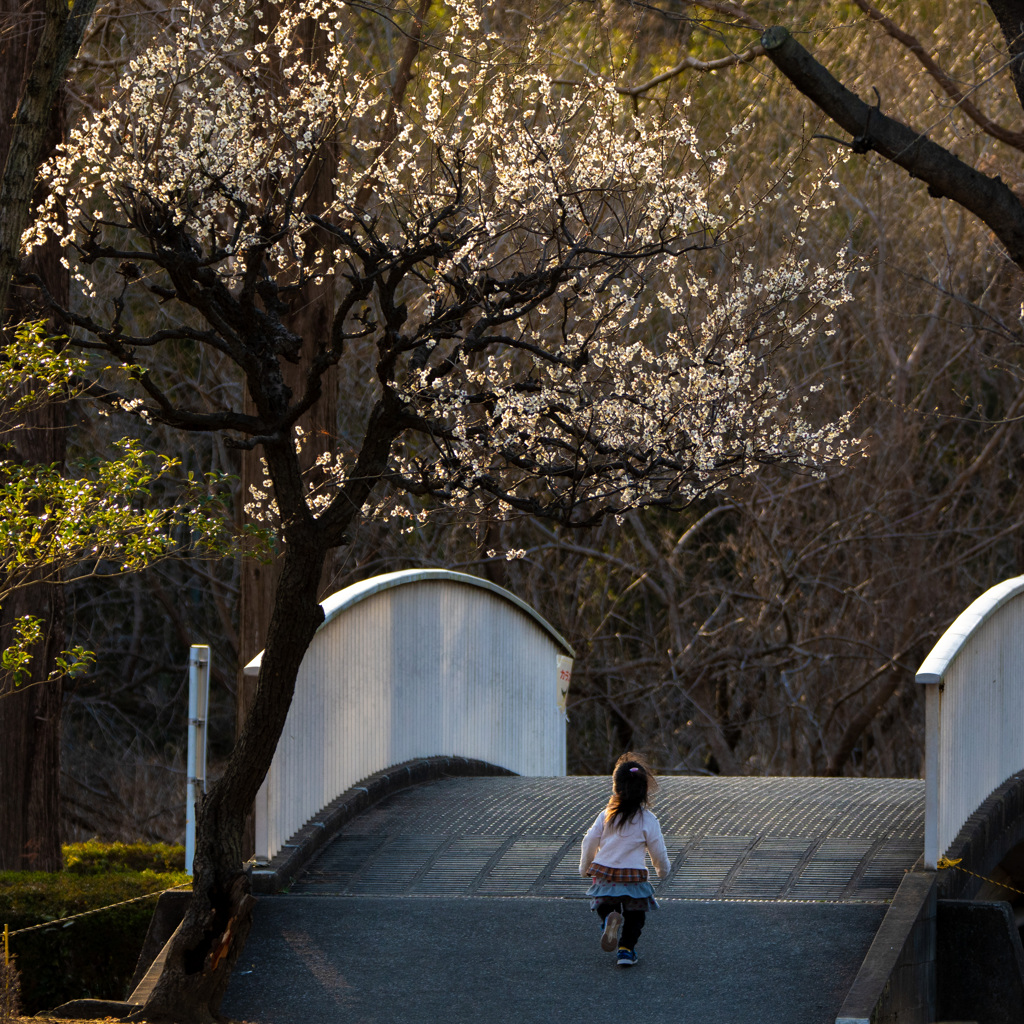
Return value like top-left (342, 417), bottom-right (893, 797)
top-left (629, 767), bottom-right (639, 773)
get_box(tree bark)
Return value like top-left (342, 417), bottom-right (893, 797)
top-left (760, 25), bottom-right (1024, 271)
top-left (0, 0), bottom-right (97, 316)
top-left (0, 580), bottom-right (64, 871)
top-left (235, 175), bottom-right (339, 860)
top-left (0, 0), bottom-right (88, 872)
top-left (235, 520), bottom-right (281, 860)
top-left (140, 532), bottom-right (328, 1022)
top-left (986, 0), bottom-right (1024, 113)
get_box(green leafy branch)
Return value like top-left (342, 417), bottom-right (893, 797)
top-left (0, 323), bottom-right (270, 693)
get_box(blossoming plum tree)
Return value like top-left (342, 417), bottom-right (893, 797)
top-left (23, 0), bottom-right (857, 1015)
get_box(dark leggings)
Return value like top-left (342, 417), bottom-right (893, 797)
top-left (598, 899), bottom-right (645, 949)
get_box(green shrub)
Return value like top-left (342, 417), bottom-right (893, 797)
top-left (0, 844), bottom-right (189, 1015)
top-left (62, 840), bottom-right (185, 875)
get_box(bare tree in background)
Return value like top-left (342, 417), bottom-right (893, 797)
top-left (491, 0), bottom-right (1021, 778)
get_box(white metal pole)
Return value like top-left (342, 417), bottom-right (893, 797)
top-left (923, 681), bottom-right (941, 870)
top-left (186, 644), bottom-right (211, 875)
top-left (196, 645), bottom-right (210, 796)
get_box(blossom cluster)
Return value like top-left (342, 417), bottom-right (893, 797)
top-left (26, 0), bottom-right (859, 531)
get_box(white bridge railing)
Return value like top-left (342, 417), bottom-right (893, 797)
top-left (917, 575), bottom-right (1024, 869)
top-left (244, 569), bottom-right (574, 862)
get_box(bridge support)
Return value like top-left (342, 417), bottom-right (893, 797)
top-left (937, 901), bottom-right (1024, 1023)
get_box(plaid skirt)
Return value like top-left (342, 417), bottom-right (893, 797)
top-left (586, 863), bottom-right (659, 912)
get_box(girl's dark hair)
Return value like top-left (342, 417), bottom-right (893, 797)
top-left (604, 751), bottom-right (658, 829)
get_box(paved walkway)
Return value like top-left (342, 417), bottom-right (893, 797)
top-left (223, 775), bottom-right (924, 1023)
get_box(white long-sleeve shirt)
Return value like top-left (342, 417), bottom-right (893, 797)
top-left (579, 807), bottom-right (671, 878)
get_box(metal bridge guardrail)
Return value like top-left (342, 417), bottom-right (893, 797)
top-left (916, 575), bottom-right (1024, 869)
top-left (244, 570), bottom-right (575, 863)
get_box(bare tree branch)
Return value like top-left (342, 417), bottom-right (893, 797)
top-left (683, 0), bottom-right (764, 33)
top-left (852, 0), bottom-right (1024, 152)
top-left (553, 42), bottom-right (766, 96)
top-left (761, 25), bottom-right (1024, 270)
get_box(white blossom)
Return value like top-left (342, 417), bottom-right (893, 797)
top-left (25, 0), bottom-right (859, 531)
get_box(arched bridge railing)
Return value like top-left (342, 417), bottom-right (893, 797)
top-left (244, 570), bottom-right (575, 862)
top-left (917, 575), bottom-right (1024, 869)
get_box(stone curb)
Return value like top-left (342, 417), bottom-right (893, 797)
top-left (834, 866), bottom-right (936, 1024)
top-left (248, 756), bottom-right (515, 894)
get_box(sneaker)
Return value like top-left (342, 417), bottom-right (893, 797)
top-left (617, 946), bottom-right (638, 967)
top-left (600, 911), bottom-right (623, 952)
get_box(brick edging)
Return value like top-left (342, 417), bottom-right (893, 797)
top-left (938, 772), bottom-right (1024, 899)
top-left (248, 756), bottom-right (516, 894)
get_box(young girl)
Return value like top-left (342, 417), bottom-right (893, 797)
top-left (579, 752), bottom-right (670, 967)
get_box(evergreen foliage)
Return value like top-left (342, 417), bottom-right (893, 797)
top-left (0, 843), bottom-right (186, 1014)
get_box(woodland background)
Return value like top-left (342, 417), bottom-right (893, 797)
top-left (6, 0), bottom-right (1021, 845)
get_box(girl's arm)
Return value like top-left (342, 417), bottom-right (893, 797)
top-left (579, 812), bottom-right (605, 876)
top-left (644, 811), bottom-right (671, 878)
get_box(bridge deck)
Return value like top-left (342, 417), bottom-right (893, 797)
top-left (224, 775), bottom-right (924, 1024)
top-left (290, 775), bottom-right (924, 902)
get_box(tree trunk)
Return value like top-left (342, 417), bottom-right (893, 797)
top-left (0, 0), bottom-right (75, 873)
top-left (235, 98), bottom-right (339, 860)
top-left (0, 316), bottom-right (66, 873)
top-left (235, 302), bottom-right (338, 858)
top-left (0, 579), bottom-right (64, 871)
top-left (140, 534), bottom-right (328, 1022)
top-left (235, 524), bottom-right (282, 860)
top-left (0, 0), bottom-right (96, 316)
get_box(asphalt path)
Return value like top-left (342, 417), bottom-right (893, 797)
top-left (222, 894), bottom-right (885, 1024)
